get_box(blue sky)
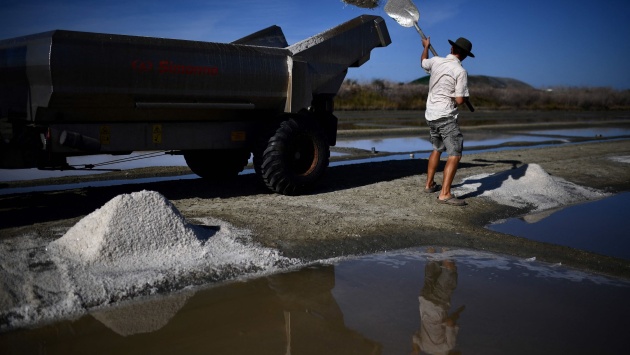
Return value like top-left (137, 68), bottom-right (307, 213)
top-left (1, 0), bottom-right (629, 89)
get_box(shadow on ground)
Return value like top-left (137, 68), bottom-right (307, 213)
top-left (457, 159), bottom-right (525, 199)
top-left (0, 159), bottom-right (491, 230)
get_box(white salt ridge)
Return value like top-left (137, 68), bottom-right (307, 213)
top-left (609, 155), bottom-right (630, 164)
top-left (455, 163), bottom-right (610, 212)
top-left (1, 190), bottom-right (299, 330)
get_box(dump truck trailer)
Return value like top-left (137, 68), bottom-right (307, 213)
top-left (0, 15), bottom-right (390, 195)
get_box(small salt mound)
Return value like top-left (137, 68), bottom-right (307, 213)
top-left (457, 163), bottom-right (609, 211)
top-left (49, 190), bottom-right (205, 268)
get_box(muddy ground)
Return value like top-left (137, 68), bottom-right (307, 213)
top-left (1, 112), bottom-right (630, 278)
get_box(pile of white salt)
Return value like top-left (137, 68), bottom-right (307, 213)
top-left (0, 190), bottom-right (300, 330)
top-left (49, 190), bottom-right (207, 269)
top-left (48, 190), bottom-right (298, 274)
top-left (456, 163), bottom-right (610, 212)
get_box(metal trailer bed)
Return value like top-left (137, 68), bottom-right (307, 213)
top-left (0, 15), bottom-right (391, 195)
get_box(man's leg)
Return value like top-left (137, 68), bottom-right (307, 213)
top-left (425, 150), bottom-right (441, 190)
top-left (438, 155), bottom-right (461, 200)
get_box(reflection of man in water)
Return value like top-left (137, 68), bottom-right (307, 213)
top-left (412, 258), bottom-right (463, 355)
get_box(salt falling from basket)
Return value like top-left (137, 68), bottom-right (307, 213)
top-left (341, 0), bottom-right (381, 9)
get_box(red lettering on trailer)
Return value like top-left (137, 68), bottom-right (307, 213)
top-left (131, 60), bottom-right (153, 72)
top-left (131, 60), bottom-right (218, 76)
top-left (158, 61), bottom-right (218, 76)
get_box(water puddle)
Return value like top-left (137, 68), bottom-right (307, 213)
top-left (0, 173), bottom-right (201, 196)
top-left (1, 126), bottom-right (628, 193)
top-left (465, 132), bottom-right (559, 146)
top-left (2, 248), bottom-right (628, 354)
top-left (336, 136), bottom-right (433, 152)
top-left (488, 192), bottom-right (630, 260)
top-left (0, 152), bottom-right (189, 182)
top-left (526, 127), bottom-right (630, 138)
top-left (335, 133), bottom-right (556, 153)
top-left (335, 126), bottom-right (630, 155)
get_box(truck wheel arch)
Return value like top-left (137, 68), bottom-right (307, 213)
top-left (183, 149), bottom-right (250, 181)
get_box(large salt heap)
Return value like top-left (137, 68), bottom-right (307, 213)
top-left (27, 190), bottom-right (300, 327)
top-left (49, 190), bottom-right (205, 269)
top-left (0, 190), bottom-right (302, 330)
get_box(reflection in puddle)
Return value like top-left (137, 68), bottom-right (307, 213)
top-left (91, 291), bottom-right (193, 336)
top-left (414, 258), bottom-right (462, 354)
top-left (489, 192), bottom-right (630, 260)
top-left (3, 249), bottom-right (628, 354)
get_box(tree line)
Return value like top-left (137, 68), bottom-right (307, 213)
top-left (334, 79), bottom-right (630, 111)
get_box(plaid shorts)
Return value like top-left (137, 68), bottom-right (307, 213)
top-left (426, 117), bottom-right (463, 156)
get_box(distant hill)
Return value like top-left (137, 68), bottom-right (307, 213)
top-left (410, 75), bottom-right (533, 89)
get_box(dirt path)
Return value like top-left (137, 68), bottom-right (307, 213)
top-left (1, 138), bottom-right (629, 277)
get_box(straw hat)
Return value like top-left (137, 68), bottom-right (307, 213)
top-left (448, 37), bottom-right (475, 58)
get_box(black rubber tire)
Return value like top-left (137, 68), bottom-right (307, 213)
top-left (259, 118), bottom-right (330, 195)
top-left (183, 149), bottom-right (250, 181)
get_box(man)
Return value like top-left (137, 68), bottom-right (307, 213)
top-left (421, 37), bottom-right (474, 206)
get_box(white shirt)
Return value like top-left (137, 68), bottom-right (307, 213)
top-left (421, 54), bottom-right (469, 121)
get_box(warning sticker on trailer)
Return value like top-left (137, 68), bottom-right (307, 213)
top-left (152, 124), bottom-right (162, 144)
top-left (231, 131), bottom-right (246, 142)
top-left (100, 125), bottom-right (111, 145)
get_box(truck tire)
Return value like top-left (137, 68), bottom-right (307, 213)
top-left (184, 149), bottom-right (250, 181)
top-left (260, 117), bottom-right (330, 195)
